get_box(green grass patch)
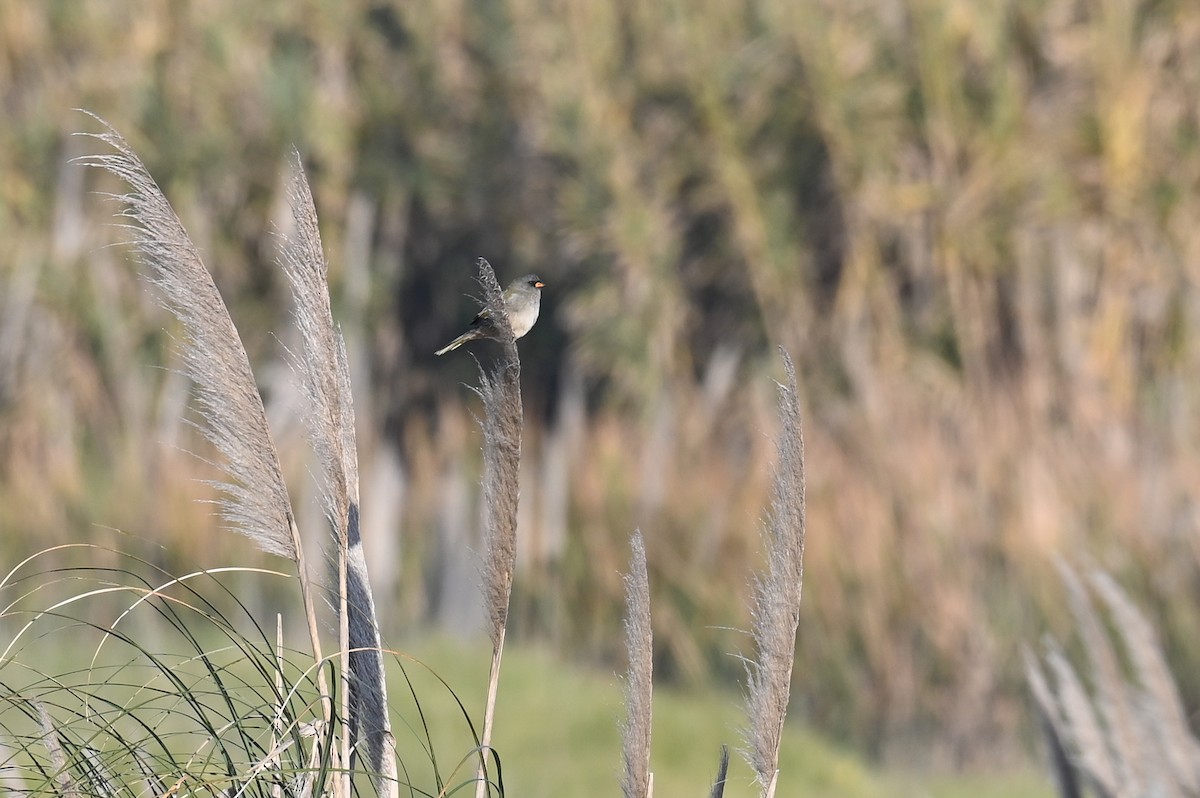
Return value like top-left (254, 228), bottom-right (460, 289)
top-left (393, 636), bottom-right (1053, 798)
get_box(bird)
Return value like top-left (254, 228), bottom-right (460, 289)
top-left (435, 274), bottom-right (545, 355)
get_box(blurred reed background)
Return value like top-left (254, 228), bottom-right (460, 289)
top-left (2, 0), bottom-right (1200, 771)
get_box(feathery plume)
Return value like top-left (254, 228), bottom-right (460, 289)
top-left (1028, 568), bottom-right (1200, 798)
top-left (620, 531), bottom-right (653, 798)
top-left (1023, 648), bottom-right (1083, 798)
top-left (1090, 571), bottom-right (1200, 792)
top-left (475, 257), bottom-right (523, 648)
top-left (280, 150), bottom-right (359, 564)
top-left (1056, 562), bottom-right (1141, 792)
top-left (76, 114), bottom-right (298, 560)
top-left (472, 257), bottom-right (523, 798)
top-left (741, 349), bottom-right (805, 798)
top-left (75, 114), bottom-right (332, 743)
top-left (279, 153), bottom-right (395, 794)
top-left (1043, 638), bottom-right (1120, 797)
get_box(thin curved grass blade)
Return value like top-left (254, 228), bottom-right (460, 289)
top-left (0, 558), bottom-right (334, 798)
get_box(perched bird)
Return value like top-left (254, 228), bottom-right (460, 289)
top-left (435, 274), bottom-right (545, 355)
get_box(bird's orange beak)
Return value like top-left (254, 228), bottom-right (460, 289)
top-left (534, 280), bottom-right (545, 289)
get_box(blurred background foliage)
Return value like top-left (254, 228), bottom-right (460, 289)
top-left (4, 0), bottom-right (1200, 773)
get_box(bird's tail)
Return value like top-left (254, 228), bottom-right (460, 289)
top-left (435, 330), bottom-right (479, 355)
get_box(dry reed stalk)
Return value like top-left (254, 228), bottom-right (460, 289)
top-left (741, 349), bottom-right (805, 798)
top-left (36, 703), bottom-right (77, 798)
top-left (76, 115), bottom-right (338, 793)
top-left (1023, 648), bottom-right (1082, 798)
top-left (280, 153), bottom-right (397, 796)
top-left (709, 745), bottom-right (730, 798)
top-left (620, 531), bottom-right (653, 798)
top-left (472, 257), bottom-right (523, 798)
top-left (1027, 565), bottom-right (1200, 798)
top-left (1057, 562), bottom-right (1143, 792)
top-left (1042, 638), bottom-right (1118, 797)
top-left (1089, 571), bottom-right (1200, 792)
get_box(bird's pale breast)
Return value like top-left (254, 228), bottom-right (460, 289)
top-left (509, 299), bottom-right (540, 339)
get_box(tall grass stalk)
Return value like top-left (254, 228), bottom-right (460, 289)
top-left (280, 152), bottom-right (397, 796)
top-left (1025, 564), bottom-right (1200, 797)
top-left (620, 531), bottom-right (653, 798)
top-left (472, 257), bottom-right (523, 798)
top-left (73, 117), bottom-right (335, 758)
top-left (740, 349), bottom-right (805, 798)
top-left (36, 701), bottom-right (77, 798)
top-left (72, 115), bottom-right (411, 796)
